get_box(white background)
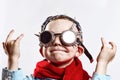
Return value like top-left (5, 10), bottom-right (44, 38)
top-left (0, 0), bottom-right (120, 79)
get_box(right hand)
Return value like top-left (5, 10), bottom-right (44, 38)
top-left (2, 29), bottom-right (24, 60)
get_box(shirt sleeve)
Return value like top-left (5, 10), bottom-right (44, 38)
top-left (2, 67), bottom-right (33, 80)
top-left (91, 73), bottom-right (110, 80)
top-left (2, 68), bottom-right (110, 80)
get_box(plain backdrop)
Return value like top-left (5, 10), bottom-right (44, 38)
top-left (0, 0), bottom-right (120, 79)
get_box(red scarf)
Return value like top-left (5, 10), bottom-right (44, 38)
top-left (33, 58), bottom-right (91, 80)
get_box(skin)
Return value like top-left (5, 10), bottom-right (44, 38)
top-left (42, 19), bottom-right (84, 68)
top-left (95, 37), bottom-right (117, 74)
top-left (2, 19), bottom-right (117, 75)
top-left (2, 29), bottom-right (24, 70)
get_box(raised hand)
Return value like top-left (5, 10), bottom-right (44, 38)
top-left (2, 29), bottom-right (24, 70)
top-left (95, 37), bottom-right (117, 75)
top-left (97, 37), bottom-right (117, 64)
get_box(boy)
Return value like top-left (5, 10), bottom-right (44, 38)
top-left (2, 15), bottom-right (117, 80)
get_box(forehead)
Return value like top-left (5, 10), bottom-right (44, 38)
top-left (45, 19), bottom-right (77, 33)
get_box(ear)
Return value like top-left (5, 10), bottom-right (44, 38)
top-left (75, 45), bottom-right (84, 57)
top-left (39, 47), bottom-right (44, 56)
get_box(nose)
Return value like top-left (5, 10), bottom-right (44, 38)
top-left (53, 36), bottom-right (62, 46)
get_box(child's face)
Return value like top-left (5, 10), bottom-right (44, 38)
top-left (42, 19), bottom-right (82, 65)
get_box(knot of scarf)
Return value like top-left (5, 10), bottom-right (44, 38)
top-left (33, 58), bottom-right (90, 80)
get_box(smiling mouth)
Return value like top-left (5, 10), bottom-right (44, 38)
top-left (50, 46), bottom-right (69, 53)
top-left (51, 49), bottom-right (68, 53)
top-left (51, 50), bottom-right (64, 52)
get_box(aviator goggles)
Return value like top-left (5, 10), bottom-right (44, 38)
top-left (39, 30), bottom-right (80, 47)
top-left (35, 15), bottom-right (93, 63)
top-left (37, 29), bottom-right (93, 63)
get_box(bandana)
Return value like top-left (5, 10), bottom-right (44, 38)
top-left (33, 58), bottom-right (90, 80)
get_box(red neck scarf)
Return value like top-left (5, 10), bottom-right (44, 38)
top-left (33, 58), bottom-right (90, 80)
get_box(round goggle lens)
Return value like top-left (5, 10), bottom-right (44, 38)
top-left (40, 31), bottom-right (52, 44)
top-left (62, 31), bottom-right (76, 44)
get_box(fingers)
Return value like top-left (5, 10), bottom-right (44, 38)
top-left (5, 29), bottom-right (24, 43)
top-left (6, 29), bottom-right (15, 42)
top-left (2, 42), bottom-right (5, 50)
top-left (101, 37), bottom-right (117, 53)
top-left (2, 42), bottom-right (8, 54)
top-left (15, 34), bottom-right (24, 45)
top-left (4, 29), bottom-right (24, 49)
top-left (101, 37), bottom-right (107, 47)
top-left (109, 42), bottom-right (117, 52)
top-left (109, 42), bottom-right (116, 49)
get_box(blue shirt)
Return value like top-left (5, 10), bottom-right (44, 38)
top-left (2, 68), bottom-right (110, 80)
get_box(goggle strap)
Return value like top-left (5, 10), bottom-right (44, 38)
top-left (34, 32), bottom-right (41, 37)
top-left (81, 43), bottom-right (94, 63)
top-left (34, 34), bottom-right (40, 37)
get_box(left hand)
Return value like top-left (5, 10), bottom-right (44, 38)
top-left (97, 37), bottom-right (117, 64)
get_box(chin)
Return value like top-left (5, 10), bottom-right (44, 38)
top-left (51, 58), bottom-right (74, 67)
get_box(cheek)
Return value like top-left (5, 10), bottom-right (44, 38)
top-left (42, 47), bottom-right (51, 57)
top-left (66, 46), bottom-right (78, 53)
top-left (42, 47), bottom-right (48, 57)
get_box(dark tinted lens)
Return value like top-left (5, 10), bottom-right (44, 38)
top-left (40, 31), bottom-right (52, 44)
